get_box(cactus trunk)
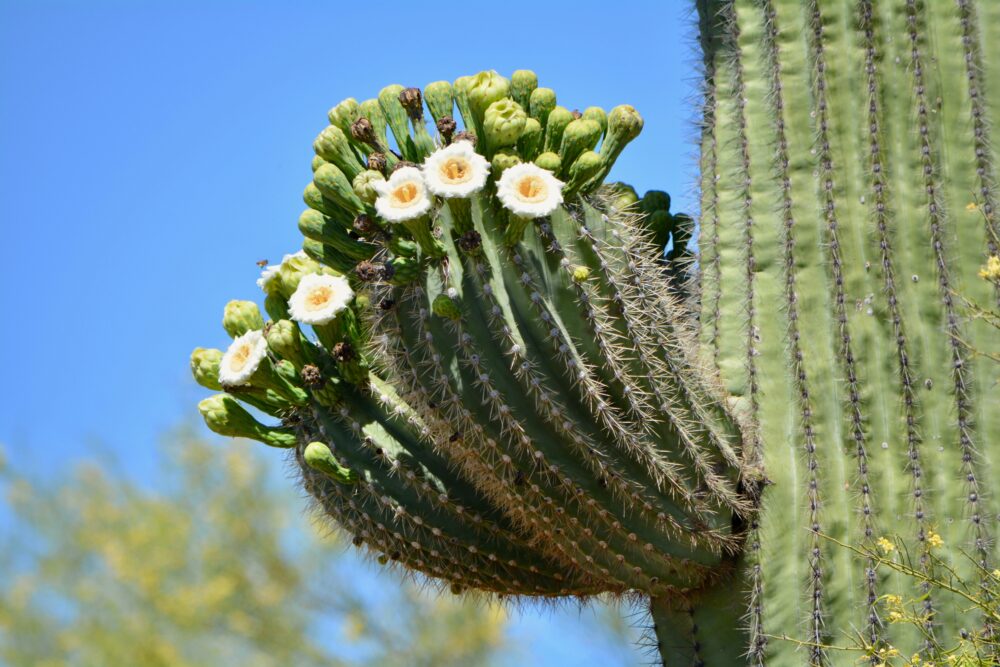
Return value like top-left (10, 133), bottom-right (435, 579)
top-left (697, 0), bottom-right (1000, 663)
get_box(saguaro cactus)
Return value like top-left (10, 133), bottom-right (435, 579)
top-left (190, 3), bottom-right (1000, 659)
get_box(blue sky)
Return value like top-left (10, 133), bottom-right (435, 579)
top-left (0, 1), bottom-right (700, 663)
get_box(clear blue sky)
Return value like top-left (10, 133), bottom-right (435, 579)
top-left (0, 1), bottom-right (700, 663)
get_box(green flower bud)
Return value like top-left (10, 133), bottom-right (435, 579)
top-left (264, 293), bottom-right (290, 321)
top-left (378, 84), bottom-right (416, 160)
top-left (222, 300), bottom-right (264, 339)
top-left (432, 293), bottom-right (462, 320)
top-left (672, 212), bottom-right (693, 247)
top-left (608, 182), bottom-right (639, 210)
top-left (423, 80), bottom-right (454, 123)
top-left (510, 69), bottom-right (538, 110)
top-left (301, 239), bottom-right (363, 275)
top-left (313, 125), bottom-right (364, 181)
top-left (582, 106), bottom-right (607, 135)
top-left (190, 347), bottom-right (223, 391)
top-left (529, 87), bottom-right (557, 128)
top-left (265, 319), bottom-right (306, 367)
top-left (311, 155), bottom-right (326, 173)
top-left (313, 162), bottom-right (365, 216)
top-left (359, 98), bottom-right (390, 147)
top-left (558, 119), bottom-right (602, 177)
top-left (274, 252), bottom-right (326, 298)
top-left (453, 75), bottom-right (475, 131)
top-left (491, 148), bottom-right (521, 179)
top-left (607, 104), bottom-right (643, 143)
top-left (483, 99), bottom-right (527, 149)
top-left (467, 70), bottom-right (510, 116)
top-left (517, 117), bottom-right (543, 160)
top-left (645, 209), bottom-right (673, 250)
top-left (386, 255), bottom-right (423, 285)
top-left (534, 151), bottom-right (562, 173)
top-left (198, 394), bottom-right (297, 448)
top-left (388, 234), bottom-right (418, 258)
top-left (641, 190), bottom-right (671, 214)
top-left (564, 150), bottom-right (603, 196)
top-left (352, 169), bottom-right (385, 205)
top-left (543, 106), bottom-right (574, 153)
top-left (304, 441), bottom-right (359, 485)
top-left (327, 98), bottom-right (360, 134)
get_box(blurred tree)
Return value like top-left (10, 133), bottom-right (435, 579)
top-left (0, 429), bottom-right (507, 667)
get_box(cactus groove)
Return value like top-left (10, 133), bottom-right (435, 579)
top-left (191, 3), bottom-right (1000, 661)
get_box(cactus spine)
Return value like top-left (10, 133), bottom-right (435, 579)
top-left (191, 3), bottom-right (1000, 659)
top-left (688, 0), bottom-right (1000, 663)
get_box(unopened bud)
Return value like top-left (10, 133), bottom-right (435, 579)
top-left (191, 348), bottom-right (224, 390)
top-left (223, 300), bottom-right (265, 338)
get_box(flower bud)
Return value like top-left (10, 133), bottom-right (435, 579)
top-left (359, 98), bottom-right (390, 147)
top-left (311, 155), bottom-right (326, 173)
top-left (398, 87), bottom-right (424, 121)
top-left (191, 347), bottom-right (224, 391)
top-left (423, 80), bottom-right (454, 123)
top-left (352, 169), bottom-right (385, 204)
top-left (564, 150), bottom-right (603, 196)
top-left (641, 190), bottom-right (671, 214)
top-left (483, 99), bottom-right (527, 149)
top-left (511, 69), bottom-right (538, 109)
top-left (265, 319), bottom-right (306, 367)
top-left (490, 148), bottom-right (522, 180)
top-left (386, 255), bottom-right (423, 285)
top-left (314, 162), bottom-right (366, 215)
top-left (304, 441), bottom-right (359, 484)
top-left (432, 293), bottom-right (462, 320)
top-left (328, 98), bottom-right (360, 134)
top-left (534, 151), bottom-right (562, 173)
top-left (608, 182), bottom-right (639, 210)
top-left (516, 117), bottom-right (543, 160)
top-left (467, 70), bottom-right (510, 116)
top-left (223, 300), bottom-right (265, 338)
top-left (607, 104), bottom-right (643, 143)
top-left (558, 119), bottom-right (602, 176)
top-left (313, 125), bottom-right (364, 181)
top-left (582, 106), bottom-right (608, 135)
top-left (543, 106), bottom-right (574, 153)
top-left (452, 75), bottom-right (475, 130)
top-left (378, 84), bottom-right (414, 159)
top-left (198, 394), bottom-right (297, 448)
top-left (529, 87), bottom-right (557, 128)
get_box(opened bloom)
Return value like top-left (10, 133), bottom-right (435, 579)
top-left (219, 330), bottom-right (268, 386)
top-left (374, 166), bottom-right (432, 222)
top-left (422, 141), bottom-right (490, 198)
top-left (497, 162), bottom-right (563, 218)
top-left (256, 250), bottom-right (308, 292)
top-left (288, 273), bottom-right (354, 325)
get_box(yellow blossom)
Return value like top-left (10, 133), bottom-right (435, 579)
top-left (927, 531), bottom-right (943, 548)
top-left (979, 255), bottom-right (1000, 281)
top-left (992, 568), bottom-right (1000, 579)
top-left (966, 202), bottom-right (978, 212)
top-left (877, 537), bottom-right (896, 553)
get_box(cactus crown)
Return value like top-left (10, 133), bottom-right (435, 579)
top-left (191, 70), bottom-right (754, 601)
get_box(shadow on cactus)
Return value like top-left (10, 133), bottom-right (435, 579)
top-left (191, 66), bottom-right (756, 642)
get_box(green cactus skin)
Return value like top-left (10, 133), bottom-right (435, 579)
top-left (193, 70), bottom-right (747, 608)
top-left (678, 0), bottom-right (1000, 664)
top-left (192, 34), bottom-right (1000, 662)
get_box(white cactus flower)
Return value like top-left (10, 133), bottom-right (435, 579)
top-left (497, 162), bottom-right (564, 218)
top-left (422, 141), bottom-right (490, 198)
top-left (219, 330), bottom-right (268, 386)
top-left (288, 273), bottom-right (354, 325)
top-left (374, 166), bottom-right (432, 222)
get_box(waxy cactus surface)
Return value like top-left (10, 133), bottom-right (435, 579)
top-left (191, 4), bottom-right (1000, 658)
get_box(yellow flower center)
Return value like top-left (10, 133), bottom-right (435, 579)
top-left (390, 181), bottom-right (421, 206)
top-left (515, 175), bottom-right (548, 202)
top-left (229, 343), bottom-right (253, 372)
top-left (305, 286), bottom-right (333, 311)
top-left (439, 157), bottom-right (471, 184)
